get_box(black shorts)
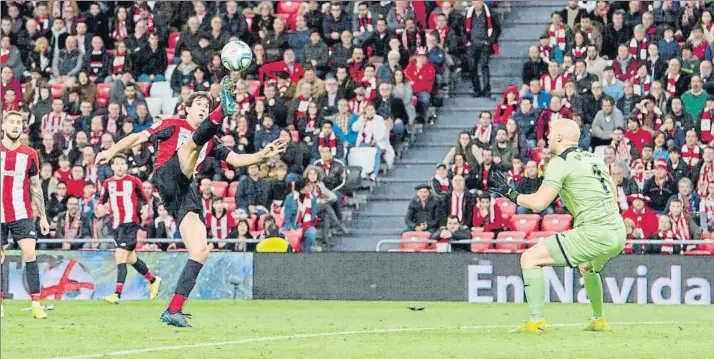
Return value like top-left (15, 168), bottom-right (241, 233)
top-left (151, 153), bottom-right (204, 226)
top-left (113, 223), bottom-right (140, 251)
top-left (1, 219), bottom-right (38, 245)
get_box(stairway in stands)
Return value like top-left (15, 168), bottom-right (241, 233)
top-left (334, 1), bottom-right (563, 251)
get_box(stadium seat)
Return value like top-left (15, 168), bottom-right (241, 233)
top-left (400, 231), bottom-right (433, 251)
top-left (168, 32), bottom-right (180, 49)
top-left (484, 231), bottom-right (527, 253)
top-left (527, 231), bottom-right (554, 248)
top-left (495, 198), bottom-right (517, 220)
top-left (136, 82), bottom-right (150, 97)
top-left (470, 231), bottom-right (495, 253)
top-left (510, 214), bottom-right (540, 233)
top-left (97, 97), bottom-right (108, 108)
top-left (228, 182), bottom-right (239, 198)
top-left (284, 229), bottom-right (303, 252)
top-left (347, 146), bottom-right (377, 178)
top-left (144, 97), bottom-right (163, 116)
top-left (212, 181), bottom-right (228, 197)
top-left (97, 83), bottom-right (112, 99)
top-left (428, 12), bottom-right (440, 29)
top-left (165, 64), bottom-right (176, 80)
top-left (150, 81), bottom-right (172, 98)
top-left (51, 83), bottom-right (64, 98)
top-left (161, 97), bottom-right (179, 115)
top-left (246, 80), bottom-right (261, 97)
top-left (683, 233), bottom-right (714, 256)
top-left (277, 1), bottom-right (301, 14)
top-left (593, 145), bottom-right (608, 161)
top-left (541, 214), bottom-right (573, 232)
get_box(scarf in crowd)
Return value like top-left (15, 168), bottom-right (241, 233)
top-left (106, 114), bottom-right (119, 134)
top-left (321, 159), bottom-right (333, 172)
top-left (88, 50), bottom-right (105, 80)
top-left (698, 161), bottom-right (714, 197)
top-left (222, 116), bottom-right (237, 134)
top-left (452, 162), bottom-right (472, 176)
top-left (401, 29), bottom-right (423, 53)
top-left (296, 96), bottom-right (311, 119)
top-left (112, 21), bottom-right (128, 41)
top-left (682, 144), bottom-right (701, 169)
top-left (201, 197), bottom-right (211, 215)
top-left (305, 116), bottom-right (318, 134)
top-left (349, 96), bottom-right (369, 115)
top-left (474, 124), bottom-right (492, 145)
top-left (437, 26), bottom-right (449, 48)
top-left (450, 192), bottom-right (464, 222)
top-left (548, 23), bottom-right (566, 51)
top-left (36, 15), bottom-right (50, 33)
top-left (42, 112), bottom-right (68, 133)
top-left (704, 197), bottom-right (714, 229)
top-left (507, 169), bottom-right (524, 183)
top-left (133, 5), bottom-right (156, 33)
top-left (701, 109), bottom-right (714, 143)
top-left (89, 130), bottom-right (102, 146)
top-left (112, 51), bottom-right (126, 73)
top-left (540, 73), bottom-right (566, 93)
top-left (0, 48), bottom-right (9, 65)
top-left (666, 71), bottom-right (680, 98)
top-left (539, 45), bottom-right (552, 62)
top-left (672, 213), bottom-right (691, 243)
top-left (63, 211), bottom-right (81, 239)
top-left (658, 230), bottom-right (677, 254)
top-left (434, 174), bottom-right (449, 192)
top-left (3, 100), bottom-right (19, 112)
top-left (482, 164), bottom-right (492, 190)
top-left (465, 4), bottom-right (494, 37)
top-left (632, 75), bottom-right (652, 96)
top-left (614, 139), bottom-right (632, 163)
top-left (360, 116), bottom-right (377, 145)
top-left (358, 12), bottom-right (373, 33)
top-left (630, 158), bottom-right (652, 189)
top-left (318, 131), bottom-right (337, 155)
top-left (295, 192), bottom-right (314, 230)
top-left (636, 109), bottom-right (662, 131)
top-left (629, 37), bottom-right (648, 61)
top-left (571, 44), bottom-right (587, 59)
top-left (237, 95), bottom-right (251, 115)
top-left (475, 201), bottom-right (496, 227)
top-left (85, 165), bottom-right (98, 184)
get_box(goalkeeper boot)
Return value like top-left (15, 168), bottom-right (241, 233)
top-left (149, 277), bottom-right (162, 300)
top-left (510, 320), bottom-right (549, 334)
top-left (32, 305), bottom-right (48, 319)
top-left (584, 317), bottom-right (613, 332)
top-left (219, 76), bottom-right (236, 116)
top-left (103, 293), bottom-right (120, 305)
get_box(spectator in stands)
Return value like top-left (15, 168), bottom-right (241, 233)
top-left (127, 143), bottom-right (153, 181)
top-left (198, 178), bottom-right (213, 216)
top-left (48, 17), bottom-right (68, 53)
top-left (279, 129), bottom-right (304, 175)
top-left (40, 162), bottom-right (58, 204)
top-left (591, 96), bottom-right (625, 147)
top-left (206, 197), bottom-right (236, 251)
top-left (170, 50), bottom-right (198, 96)
top-left (521, 79), bottom-right (550, 111)
top-left (328, 31), bottom-right (354, 71)
top-left (540, 58), bottom-right (566, 94)
top-left (304, 166), bottom-right (348, 237)
top-left (439, 174), bottom-right (474, 228)
top-left (665, 58), bottom-right (690, 99)
top-left (491, 128), bottom-right (515, 171)
top-left (431, 164), bottom-right (450, 195)
top-left (514, 160), bottom-right (555, 215)
top-left (667, 177), bottom-right (699, 221)
top-left (602, 10), bottom-right (631, 60)
top-left (570, 59), bottom-right (596, 95)
top-left (54, 196), bottom-right (93, 250)
top-left (471, 193), bottom-right (508, 232)
top-left (47, 180), bottom-right (68, 222)
top-left (352, 103), bottom-right (393, 181)
top-left (494, 86), bottom-right (519, 128)
top-left (283, 178), bottom-right (319, 251)
top-left (401, 18), bottom-right (426, 56)
top-left (643, 159), bottom-right (677, 214)
top-left (386, 0), bottom-right (414, 34)
top-left (39, 131), bottom-right (62, 170)
top-left (135, 33), bottom-right (167, 83)
top-left (1, 35), bottom-right (26, 80)
top-left (295, 68), bottom-right (325, 99)
top-left (301, 30), bottom-right (329, 77)
top-left (316, 76), bottom-right (342, 119)
top-left (405, 184), bottom-right (440, 234)
top-left (505, 118), bottom-right (528, 158)
top-left (287, 82), bottom-right (314, 129)
top-left (433, 215), bottom-right (471, 252)
top-left (149, 203), bottom-right (178, 251)
top-left (374, 83), bottom-right (407, 146)
top-left (611, 161), bottom-right (639, 211)
top-left (312, 120), bottom-right (343, 161)
top-left (109, 71), bottom-right (145, 105)
top-left (523, 46), bottom-right (548, 90)
top-left (682, 78), bottom-right (708, 122)
top-left (611, 126), bottom-right (640, 165)
top-left (622, 193), bottom-right (659, 239)
top-left (323, 2), bottom-right (351, 46)
top-left (314, 145), bottom-right (346, 216)
top-left (584, 46), bottom-right (607, 82)
top-left (465, 1), bottom-right (500, 98)
top-left (669, 197), bottom-right (701, 251)
top-left (263, 17), bottom-right (289, 63)
top-left (601, 66), bottom-right (624, 101)
top-left (25, 37), bottom-right (53, 81)
top-left (633, 215), bottom-right (680, 254)
top-left (536, 96), bottom-right (573, 147)
top-left (288, 16), bottom-right (310, 61)
top-left (237, 163), bottom-right (271, 216)
top-left (513, 97), bottom-right (538, 148)
top-left (694, 147), bottom-right (714, 198)
top-left (700, 180), bottom-right (714, 233)
top-left (51, 35), bottom-right (82, 86)
top-left (254, 114), bottom-right (281, 151)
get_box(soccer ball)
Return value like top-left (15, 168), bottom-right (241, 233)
top-left (221, 40), bottom-right (253, 72)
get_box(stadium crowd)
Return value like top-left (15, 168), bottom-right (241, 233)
top-left (412, 0), bottom-right (714, 255)
top-left (1, 0), bottom-right (493, 252)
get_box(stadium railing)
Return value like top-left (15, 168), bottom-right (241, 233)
top-left (374, 239), bottom-right (714, 252)
top-left (7, 238), bottom-right (261, 252)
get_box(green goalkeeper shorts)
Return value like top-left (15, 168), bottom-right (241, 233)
top-left (543, 224), bottom-right (626, 269)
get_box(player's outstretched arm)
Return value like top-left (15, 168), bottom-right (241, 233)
top-left (224, 138), bottom-right (287, 168)
top-left (95, 132), bottom-right (149, 165)
top-left (516, 185), bottom-right (559, 213)
top-left (30, 175), bottom-right (50, 235)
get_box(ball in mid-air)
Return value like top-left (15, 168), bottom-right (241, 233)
top-left (221, 40), bottom-right (253, 72)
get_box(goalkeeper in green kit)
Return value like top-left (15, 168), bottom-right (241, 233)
top-left (489, 119), bottom-right (626, 333)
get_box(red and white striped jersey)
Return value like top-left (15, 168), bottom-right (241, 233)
top-left (100, 174), bottom-right (148, 229)
top-left (205, 211), bottom-right (235, 239)
top-left (1, 143), bottom-right (39, 223)
top-left (41, 112), bottom-right (69, 134)
top-left (201, 197), bottom-right (211, 217)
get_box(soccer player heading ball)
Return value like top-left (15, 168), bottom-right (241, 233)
top-left (96, 76), bottom-right (287, 327)
top-left (489, 119), bottom-right (625, 333)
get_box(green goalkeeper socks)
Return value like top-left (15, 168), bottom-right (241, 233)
top-left (522, 268), bottom-right (545, 322)
top-left (583, 271), bottom-right (604, 319)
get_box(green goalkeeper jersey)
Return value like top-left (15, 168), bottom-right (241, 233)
top-left (542, 147), bottom-right (621, 229)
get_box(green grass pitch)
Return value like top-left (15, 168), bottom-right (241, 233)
top-left (2, 300), bottom-right (713, 359)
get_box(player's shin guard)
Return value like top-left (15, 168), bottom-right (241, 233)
top-left (168, 259), bottom-right (203, 313)
top-left (523, 268), bottom-right (546, 322)
top-left (25, 260), bottom-right (41, 306)
top-left (116, 263), bottom-right (127, 298)
top-left (191, 107), bottom-right (223, 147)
top-left (132, 258), bottom-right (156, 284)
top-left (583, 271), bottom-right (604, 319)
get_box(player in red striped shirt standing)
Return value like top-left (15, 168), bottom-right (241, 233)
top-left (1, 111), bottom-right (51, 319)
top-left (97, 153), bottom-right (161, 304)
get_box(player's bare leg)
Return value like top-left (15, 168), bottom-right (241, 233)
top-left (161, 212), bottom-right (209, 327)
top-left (17, 238), bottom-right (46, 319)
top-left (512, 241), bottom-right (555, 333)
top-left (126, 250), bottom-right (161, 300)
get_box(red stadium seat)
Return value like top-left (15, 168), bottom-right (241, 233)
top-left (228, 182), bottom-right (239, 197)
top-left (166, 49), bottom-right (175, 65)
top-left (495, 198), bottom-right (517, 220)
top-left (470, 231), bottom-right (495, 253)
top-left (224, 197), bottom-right (236, 213)
top-left (412, 96), bottom-right (418, 107)
top-left (428, 12), bottom-right (439, 29)
top-left (284, 229), bottom-right (303, 252)
top-left (97, 83), bottom-right (112, 99)
top-left (97, 97), bottom-right (108, 108)
top-left (400, 231), bottom-right (433, 251)
top-left (168, 32), bottom-right (180, 49)
top-left (683, 233), bottom-right (714, 256)
top-left (246, 80), bottom-right (261, 97)
top-left (484, 231), bottom-right (527, 253)
top-left (527, 231), bottom-right (554, 248)
top-left (136, 82), bottom-right (150, 97)
top-left (212, 181), bottom-right (228, 197)
top-left (51, 84), bottom-right (64, 98)
top-left (541, 214), bottom-right (573, 232)
top-left (510, 214), bottom-right (540, 234)
top-left (278, 1), bottom-right (301, 14)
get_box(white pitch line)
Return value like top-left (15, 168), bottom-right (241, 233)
top-left (48, 321), bottom-right (685, 359)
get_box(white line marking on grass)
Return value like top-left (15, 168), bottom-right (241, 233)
top-left (48, 321), bottom-right (686, 359)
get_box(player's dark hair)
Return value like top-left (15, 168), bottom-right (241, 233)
top-left (184, 91), bottom-right (213, 111)
top-left (111, 153), bottom-right (128, 165)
